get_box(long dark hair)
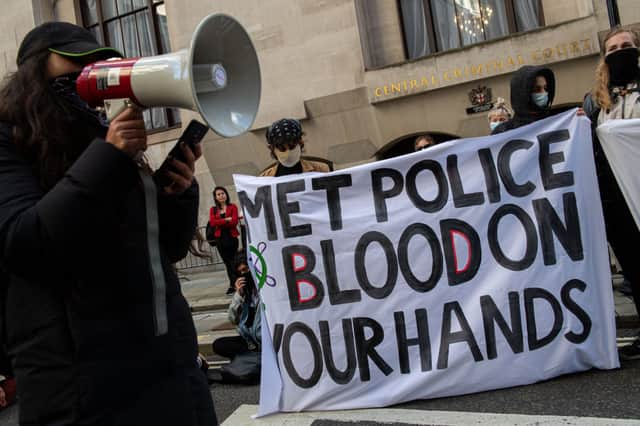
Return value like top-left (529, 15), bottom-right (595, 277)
top-left (0, 51), bottom-right (84, 190)
top-left (213, 186), bottom-right (232, 209)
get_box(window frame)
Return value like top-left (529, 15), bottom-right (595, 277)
top-left (399, 0), bottom-right (545, 61)
top-left (75, 0), bottom-right (180, 133)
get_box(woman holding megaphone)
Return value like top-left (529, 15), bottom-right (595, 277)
top-left (0, 22), bottom-right (217, 425)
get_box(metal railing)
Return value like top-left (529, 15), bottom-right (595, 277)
top-left (175, 226), bottom-right (224, 271)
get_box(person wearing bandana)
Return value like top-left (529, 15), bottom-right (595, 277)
top-left (587, 28), bottom-right (640, 361)
top-left (260, 118), bottom-right (330, 176)
top-left (0, 22), bottom-right (217, 424)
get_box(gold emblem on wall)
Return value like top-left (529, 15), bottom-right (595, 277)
top-left (466, 85), bottom-right (493, 114)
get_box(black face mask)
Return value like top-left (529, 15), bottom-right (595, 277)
top-left (605, 47), bottom-right (640, 86)
top-left (49, 71), bottom-right (109, 128)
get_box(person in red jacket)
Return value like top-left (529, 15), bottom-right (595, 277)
top-left (209, 186), bottom-right (240, 294)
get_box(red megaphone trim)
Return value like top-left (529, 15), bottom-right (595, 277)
top-left (76, 58), bottom-right (142, 108)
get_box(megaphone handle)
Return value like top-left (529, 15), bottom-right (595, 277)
top-left (103, 98), bottom-right (145, 163)
top-left (104, 98), bottom-right (134, 122)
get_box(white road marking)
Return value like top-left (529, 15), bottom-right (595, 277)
top-left (617, 337), bottom-right (637, 347)
top-left (222, 405), bottom-right (640, 426)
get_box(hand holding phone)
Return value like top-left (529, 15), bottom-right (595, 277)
top-left (156, 119), bottom-right (209, 189)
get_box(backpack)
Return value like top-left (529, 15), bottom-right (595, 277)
top-left (205, 206), bottom-right (218, 247)
top-left (205, 221), bottom-right (217, 247)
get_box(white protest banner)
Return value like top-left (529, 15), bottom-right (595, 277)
top-left (597, 118), bottom-right (640, 230)
top-left (234, 109), bottom-right (619, 416)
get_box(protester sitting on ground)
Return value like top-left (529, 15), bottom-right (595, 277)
top-left (209, 186), bottom-right (240, 295)
top-left (260, 118), bottom-right (330, 176)
top-left (414, 134), bottom-right (436, 151)
top-left (213, 254), bottom-right (261, 358)
top-left (0, 22), bottom-right (216, 424)
top-left (585, 27), bottom-right (640, 361)
top-left (210, 254), bottom-right (261, 383)
top-left (487, 97), bottom-right (513, 133)
top-left (491, 65), bottom-right (556, 134)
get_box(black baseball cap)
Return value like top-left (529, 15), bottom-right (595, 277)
top-left (17, 21), bottom-right (122, 66)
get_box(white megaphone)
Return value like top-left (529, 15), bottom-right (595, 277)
top-left (76, 13), bottom-right (261, 137)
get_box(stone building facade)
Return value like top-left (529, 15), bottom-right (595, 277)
top-left (1, 1), bottom-right (639, 226)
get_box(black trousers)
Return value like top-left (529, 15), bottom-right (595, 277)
top-left (22, 365), bottom-right (218, 426)
top-left (602, 196), bottom-right (640, 316)
top-left (595, 145), bottom-right (640, 317)
top-left (107, 366), bottom-right (217, 426)
top-left (216, 233), bottom-right (239, 288)
top-left (212, 336), bottom-right (249, 360)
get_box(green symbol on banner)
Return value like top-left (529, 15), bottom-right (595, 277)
top-left (249, 244), bottom-right (268, 290)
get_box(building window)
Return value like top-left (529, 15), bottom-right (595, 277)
top-left (78, 0), bottom-right (179, 131)
top-left (399, 0), bottom-right (544, 59)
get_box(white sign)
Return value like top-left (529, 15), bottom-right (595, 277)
top-left (597, 118), bottom-right (640, 230)
top-left (234, 109), bottom-right (619, 416)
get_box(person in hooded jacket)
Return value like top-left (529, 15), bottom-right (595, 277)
top-left (491, 65), bottom-right (555, 134)
top-left (0, 22), bottom-right (217, 425)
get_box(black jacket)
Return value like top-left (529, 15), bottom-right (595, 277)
top-left (492, 65), bottom-right (556, 134)
top-left (0, 122), bottom-right (202, 424)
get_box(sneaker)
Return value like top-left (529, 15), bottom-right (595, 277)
top-left (197, 353), bottom-right (210, 374)
top-left (619, 336), bottom-right (640, 361)
top-left (206, 369), bottom-right (224, 385)
top-left (225, 287), bottom-right (235, 295)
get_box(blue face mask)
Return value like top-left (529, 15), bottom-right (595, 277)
top-left (489, 121), bottom-right (501, 131)
top-left (531, 92), bottom-right (549, 108)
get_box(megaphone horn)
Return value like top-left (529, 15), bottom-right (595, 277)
top-left (76, 13), bottom-right (261, 138)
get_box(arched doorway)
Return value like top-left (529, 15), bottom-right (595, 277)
top-left (376, 131), bottom-right (460, 161)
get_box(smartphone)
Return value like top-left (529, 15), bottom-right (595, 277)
top-left (156, 119), bottom-right (209, 187)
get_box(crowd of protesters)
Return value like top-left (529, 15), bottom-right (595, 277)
top-left (389, 28), bottom-right (640, 362)
top-left (0, 17), bottom-right (638, 425)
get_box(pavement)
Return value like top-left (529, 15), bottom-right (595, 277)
top-left (179, 267), bottom-right (237, 360)
top-left (612, 274), bottom-right (639, 328)
top-left (223, 405), bottom-right (640, 425)
top-left (0, 267), bottom-right (636, 425)
top-left (183, 266), bottom-right (640, 362)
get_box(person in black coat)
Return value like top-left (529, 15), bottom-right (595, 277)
top-left (584, 27), bottom-right (640, 360)
top-left (492, 65), bottom-right (556, 134)
top-left (0, 22), bottom-right (217, 425)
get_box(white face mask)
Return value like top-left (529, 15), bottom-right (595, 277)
top-left (275, 145), bottom-right (301, 167)
top-left (489, 121), bottom-right (501, 131)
